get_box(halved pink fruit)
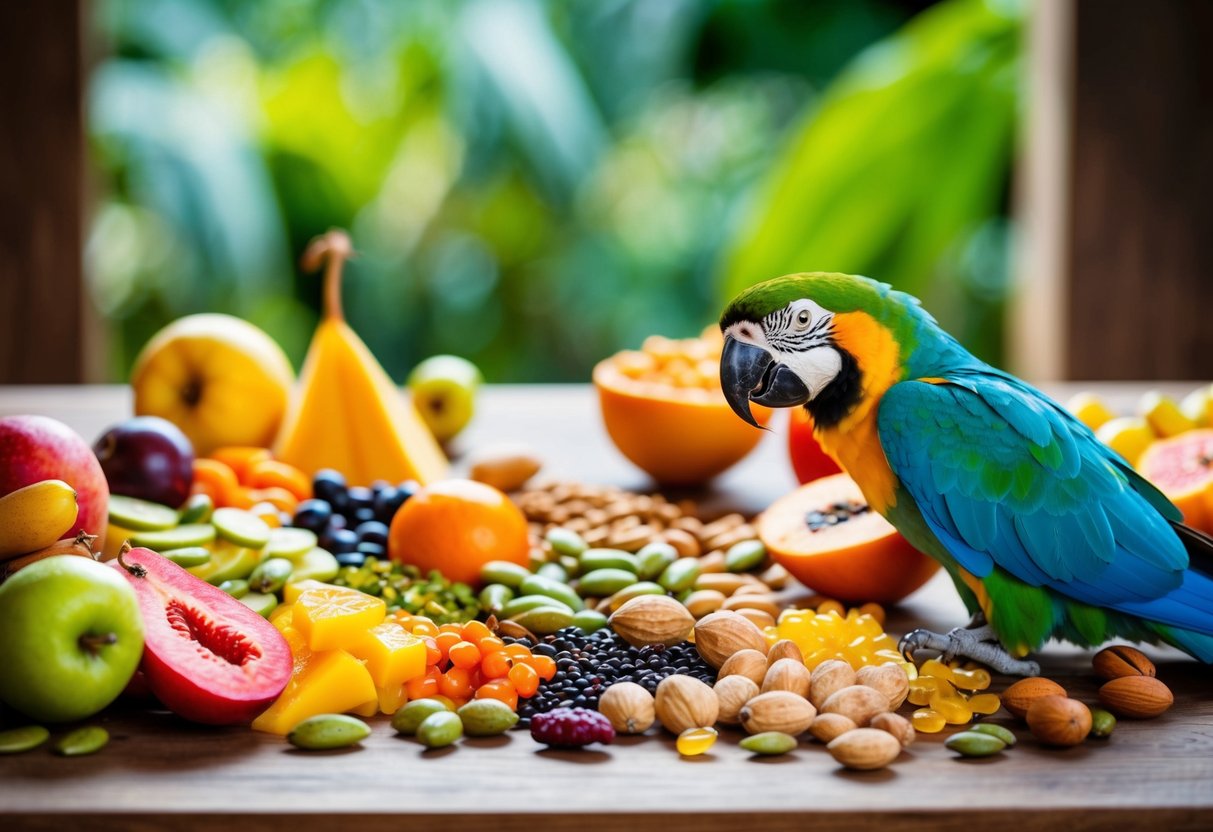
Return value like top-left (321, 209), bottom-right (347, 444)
top-left (110, 547), bottom-right (292, 724)
top-left (1136, 429), bottom-right (1213, 533)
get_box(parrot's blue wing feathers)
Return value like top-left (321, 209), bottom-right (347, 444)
top-left (877, 377), bottom-right (1193, 619)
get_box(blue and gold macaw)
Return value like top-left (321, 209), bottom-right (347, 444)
top-left (719, 272), bottom-right (1213, 674)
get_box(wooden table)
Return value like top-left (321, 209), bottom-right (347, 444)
top-left (2, 384), bottom-right (1212, 831)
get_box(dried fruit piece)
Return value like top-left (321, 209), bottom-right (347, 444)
top-left (945, 730), bottom-right (1006, 757)
top-left (809, 659), bottom-right (856, 709)
top-left (869, 712), bottom-right (915, 748)
top-left (655, 675), bottom-right (719, 734)
top-left (717, 649), bottom-right (768, 686)
top-left (766, 639), bottom-right (804, 666)
top-left (761, 658), bottom-right (812, 698)
top-left (1001, 677), bottom-right (1067, 720)
top-left (1097, 675), bottom-right (1173, 719)
top-left (809, 712), bottom-right (857, 744)
top-left (740, 731), bottom-right (798, 756)
top-left (530, 707), bottom-right (614, 748)
top-left (598, 682), bottom-right (655, 734)
top-left (855, 663), bottom-right (909, 710)
top-left (970, 723), bottom-right (1017, 746)
top-left (827, 727), bottom-right (902, 770)
top-left (676, 726), bottom-right (718, 756)
top-left (1026, 696), bottom-right (1092, 746)
top-left (714, 674), bottom-right (761, 725)
top-left (739, 691), bottom-right (816, 736)
top-left (1092, 645), bottom-right (1156, 680)
top-left (288, 714), bottom-right (371, 750)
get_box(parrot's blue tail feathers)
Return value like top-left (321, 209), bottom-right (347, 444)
top-left (1170, 520), bottom-right (1213, 577)
top-left (1117, 565), bottom-right (1213, 638)
top-left (1152, 623), bottom-right (1213, 663)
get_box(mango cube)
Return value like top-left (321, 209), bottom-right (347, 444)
top-left (293, 586), bottom-right (386, 651)
top-left (270, 603), bottom-right (294, 633)
top-left (348, 621), bottom-right (426, 689)
top-left (283, 579), bottom-right (341, 605)
top-left (350, 697), bottom-right (380, 718)
top-left (251, 648), bottom-right (376, 735)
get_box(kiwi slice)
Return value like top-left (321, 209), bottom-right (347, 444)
top-left (189, 542), bottom-right (260, 585)
top-left (290, 547), bottom-right (340, 583)
top-left (239, 592), bottom-right (279, 618)
top-left (212, 508), bottom-right (272, 549)
top-left (160, 546), bottom-right (212, 568)
top-left (178, 493), bottom-right (214, 525)
top-left (262, 528), bottom-right (318, 562)
top-left (108, 495), bottom-right (179, 532)
top-left (130, 523), bottom-right (217, 550)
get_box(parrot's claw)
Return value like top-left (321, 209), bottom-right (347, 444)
top-left (899, 625), bottom-right (1041, 677)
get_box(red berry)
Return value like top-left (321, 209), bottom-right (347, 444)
top-left (530, 707), bottom-right (615, 748)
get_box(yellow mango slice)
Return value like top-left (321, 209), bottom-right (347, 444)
top-left (283, 579), bottom-right (341, 605)
top-left (347, 621), bottom-right (426, 689)
top-left (251, 648), bottom-right (376, 735)
top-left (350, 698), bottom-right (380, 718)
top-left (270, 603), bottom-right (294, 633)
top-left (293, 586), bottom-right (386, 651)
top-left (376, 682), bottom-right (408, 715)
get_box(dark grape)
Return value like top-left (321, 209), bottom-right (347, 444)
top-left (336, 552), bottom-right (367, 568)
top-left (356, 541), bottom-right (386, 559)
top-left (325, 528), bottom-right (359, 554)
top-left (355, 520), bottom-right (389, 545)
top-left (348, 486), bottom-right (374, 511)
top-left (292, 499), bottom-right (332, 533)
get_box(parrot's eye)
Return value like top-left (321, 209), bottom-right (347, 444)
top-left (795, 310), bottom-right (811, 328)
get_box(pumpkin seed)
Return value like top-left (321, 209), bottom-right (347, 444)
top-left (416, 711), bottom-right (463, 748)
top-left (0, 725), bottom-right (49, 754)
top-left (725, 540), bottom-right (766, 573)
top-left (478, 583), bottom-right (514, 614)
top-left (970, 723), bottom-right (1017, 747)
top-left (500, 594), bottom-right (574, 619)
top-left (457, 699), bottom-right (519, 737)
top-left (479, 560), bottom-right (533, 588)
top-left (546, 528), bottom-right (588, 557)
top-left (509, 606), bottom-right (576, 634)
top-left (392, 699), bottom-right (452, 735)
top-left (536, 562), bottom-right (569, 583)
top-left (54, 726), bottom-right (108, 756)
top-left (944, 730), bottom-right (1006, 757)
top-left (518, 574), bottom-right (584, 611)
top-left (739, 731), bottom-right (798, 756)
top-left (579, 549), bottom-right (638, 573)
top-left (635, 542), bottom-right (678, 580)
top-left (1089, 708), bottom-right (1116, 738)
top-left (658, 558), bottom-right (701, 592)
top-left (572, 609), bottom-right (609, 633)
top-left (577, 568), bottom-right (638, 597)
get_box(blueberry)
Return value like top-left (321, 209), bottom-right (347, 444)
top-left (353, 507), bottom-right (376, 523)
top-left (313, 469), bottom-right (347, 502)
top-left (398, 480), bottom-right (419, 500)
top-left (371, 479), bottom-right (391, 494)
top-left (336, 552), bottom-right (367, 568)
top-left (328, 514), bottom-right (347, 531)
top-left (356, 541), bottom-right (386, 559)
top-left (355, 520), bottom-right (390, 546)
top-left (373, 487), bottom-right (406, 520)
top-left (292, 499), bottom-right (332, 533)
top-left (325, 528), bottom-right (359, 554)
top-left (348, 486), bottom-right (374, 511)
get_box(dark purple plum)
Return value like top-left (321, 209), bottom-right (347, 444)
top-left (93, 416), bottom-right (194, 508)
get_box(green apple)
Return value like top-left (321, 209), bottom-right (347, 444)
top-left (407, 355), bottom-right (482, 443)
top-left (0, 555), bottom-right (144, 722)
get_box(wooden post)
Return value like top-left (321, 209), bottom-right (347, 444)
top-left (0, 0), bottom-right (85, 384)
top-left (1014, 0), bottom-right (1213, 382)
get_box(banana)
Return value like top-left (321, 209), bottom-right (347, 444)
top-left (0, 479), bottom-right (80, 558)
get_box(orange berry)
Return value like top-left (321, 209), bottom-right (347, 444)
top-left (192, 459), bottom-right (240, 507)
top-left (476, 636), bottom-right (505, 653)
top-left (435, 631), bottom-right (462, 661)
top-left (249, 502), bottom-right (284, 528)
top-left (460, 620), bottom-right (493, 643)
top-left (226, 486), bottom-right (257, 510)
top-left (410, 620), bottom-right (439, 638)
top-left (247, 486), bottom-right (298, 513)
top-left (438, 622), bottom-right (463, 635)
top-left (421, 636), bottom-right (442, 666)
top-left (504, 644), bottom-right (532, 661)
top-left (448, 641), bottom-right (481, 670)
top-left (508, 662), bottom-right (540, 698)
top-left (406, 673), bottom-right (440, 700)
top-left (211, 446), bottom-right (273, 482)
top-left (518, 654), bottom-right (556, 681)
top-left (480, 650), bottom-right (511, 680)
top-left (475, 680), bottom-right (518, 711)
top-left (247, 459), bottom-right (312, 501)
top-left (440, 667), bottom-right (474, 700)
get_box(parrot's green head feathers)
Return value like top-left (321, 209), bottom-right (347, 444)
top-left (719, 272), bottom-right (928, 430)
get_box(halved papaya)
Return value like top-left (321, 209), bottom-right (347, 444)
top-left (757, 474), bottom-right (939, 603)
top-left (1136, 429), bottom-right (1213, 533)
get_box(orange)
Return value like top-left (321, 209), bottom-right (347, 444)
top-left (387, 479), bottom-right (529, 586)
top-left (757, 473), bottom-right (939, 603)
top-left (593, 333), bottom-right (772, 486)
top-left (1136, 429), bottom-right (1213, 533)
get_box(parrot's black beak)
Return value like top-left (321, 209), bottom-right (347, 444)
top-left (721, 336), bottom-right (812, 428)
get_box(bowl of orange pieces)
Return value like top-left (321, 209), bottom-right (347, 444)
top-left (593, 327), bottom-right (772, 486)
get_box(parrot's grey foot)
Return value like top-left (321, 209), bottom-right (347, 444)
top-left (899, 625), bottom-right (1041, 676)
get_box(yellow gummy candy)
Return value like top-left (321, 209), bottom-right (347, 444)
top-left (950, 667), bottom-right (992, 691)
top-left (912, 708), bottom-right (947, 733)
top-left (967, 693), bottom-right (1002, 715)
top-left (919, 658), bottom-right (954, 682)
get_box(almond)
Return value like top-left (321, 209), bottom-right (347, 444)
top-left (761, 658), bottom-right (812, 698)
top-left (855, 663), bottom-right (909, 710)
top-left (809, 659), bottom-right (857, 709)
top-left (820, 685), bottom-right (889, 727)
top-left (693, 610), bottom-right (769, 668)
top-left (870, 712), bottom-right (915, 748)
top-left (766, 640), bottom-right (804, 666)
top-left (654, 675), bottom-right (718, 734)
top-left (598, 682), bottom-right (655, 734)
top-left (1026, 695), bottom-right (1091, 746)
top-left (739, 691), bottom-right (817, 736)
top-left (827, 727), bottom-right (902, 770)
top-left (1092, 645), bottom-right (1156, 680)
top-left (736, 608), bottom-right (776, 630)
top-left (808, 712), bottom-right (857, 743)
top-left (714, 675), bottom-right (761, 725)
top-left (717, 648), bottom-right (768, 685)
top-left (1097, 675), bottom-right (1173, 719)
top-left (720, 593), bottom-right (780, 618)
top-left (682, 589), bottom-right (725, 619)
top-left (1002, 676), bottom-right (1067, 720)
top-left (609, 595), bottom-right (695, 647)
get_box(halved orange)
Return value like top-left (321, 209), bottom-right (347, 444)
top-left (1136, 429), bottom-right (1213, 533)
top-left (757, 474), bottom-right (939, 603)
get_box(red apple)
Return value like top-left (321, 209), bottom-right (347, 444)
top-left (0, 415), bottom-right (110, 551)
top-left (788, 407), bottom-right (842, 484)
top-left (110, 547), bottom-right (292, 725)
top-left (94, 416), bottom-right (195, 508)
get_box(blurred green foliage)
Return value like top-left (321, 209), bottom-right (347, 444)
top-left (88, 0), bottom-right (1021, 383)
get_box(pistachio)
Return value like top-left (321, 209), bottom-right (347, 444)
top-left (416, 711), bottom-right (464, 748)
top-left (392, 698), bottom-right (453, 735)
top-left (54, 726), bottom-right (109, 757)
top-left (1088, 707), bottom-right (1117, 738)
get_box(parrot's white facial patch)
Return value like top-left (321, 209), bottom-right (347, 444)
top-left (723, 299), bottom-right (841, 401)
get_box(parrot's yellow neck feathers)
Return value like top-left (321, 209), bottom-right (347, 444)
top-left (814, 311), bottom-right (904, 514)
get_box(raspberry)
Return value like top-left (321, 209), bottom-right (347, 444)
top-left (530, 707), bottom-right (615, 748)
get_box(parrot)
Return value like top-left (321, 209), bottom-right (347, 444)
top-left (718, 272), bottom-right (1213, 675)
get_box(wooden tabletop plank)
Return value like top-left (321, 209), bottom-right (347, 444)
top-left (1, 384), bottom-right (1212, 830)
